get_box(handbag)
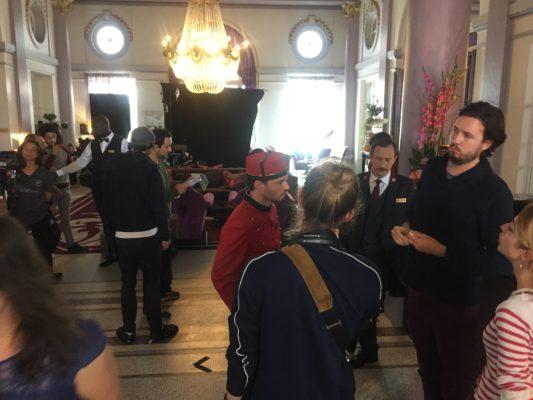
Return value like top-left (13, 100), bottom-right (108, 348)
top-left (281, 244), bottom-right (349, 358)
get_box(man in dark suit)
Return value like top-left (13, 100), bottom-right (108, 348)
top-left (343, 132), bottom-right (415, 368)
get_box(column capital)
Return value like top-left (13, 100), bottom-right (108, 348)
top-left (52, 0), bottom-right (74, 15)
top-left (342, 1), bottom-right (361, 18)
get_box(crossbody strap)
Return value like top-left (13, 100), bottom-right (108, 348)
top-left (282, 244), bottom-right (348, 358)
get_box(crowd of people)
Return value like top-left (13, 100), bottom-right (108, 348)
top-left (0, 101), bottom-right (531, 399)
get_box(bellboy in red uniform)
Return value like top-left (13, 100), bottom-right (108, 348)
top-left (211, 150), bottom-right (290, 309)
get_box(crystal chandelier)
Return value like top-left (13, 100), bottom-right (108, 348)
top-left (162, 0), bottom-right (248, 94)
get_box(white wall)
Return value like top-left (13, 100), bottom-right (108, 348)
top-left (501, 13), bottom-right (533, 193)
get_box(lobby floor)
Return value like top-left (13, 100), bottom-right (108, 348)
top-left (53, 247), bottom-right (423, 400)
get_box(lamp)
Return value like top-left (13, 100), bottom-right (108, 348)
top-left (162, 0), bottom-right (249, 94)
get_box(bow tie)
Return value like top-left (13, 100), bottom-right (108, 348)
top-left (97, 137), bottom-right (110, 143)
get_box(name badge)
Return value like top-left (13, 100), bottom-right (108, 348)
top-left (108, 149), bottom-right (116, 154)
top-left (395, 197), bottom-right (407, 203)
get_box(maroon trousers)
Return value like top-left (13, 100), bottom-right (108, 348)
top-left (407, 290), bottom-right (479, 400)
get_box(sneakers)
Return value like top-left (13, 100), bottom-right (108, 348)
top-left (67, 243), bottom-right (85, 253)
top-left (349, 352), bottom-right (379, 369)
top-left (161, 290), bottom-right (180, 303)
top-left (99, 256), bottom-right (118, 267)
top-left (116, 327), bottom-right (136, 344)
top-left (148, 324), bottom-right (179, 344)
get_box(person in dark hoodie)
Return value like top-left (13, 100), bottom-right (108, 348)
top-left (105, 127), bottom-right (178, 345)
top-left (392, 101), bottom-right (514, 399)
top-left (224, 160), bottom-right (381, 400)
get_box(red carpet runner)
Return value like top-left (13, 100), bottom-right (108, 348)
top-left (55, 192), bottom-right (101, 254)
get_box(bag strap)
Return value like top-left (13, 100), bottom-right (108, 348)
top-left (282, 244), bottom-right (348, 357)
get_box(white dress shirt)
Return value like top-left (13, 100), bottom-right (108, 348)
top-left (369, 171), bottom-right (391, 197)
top-left (56, 132), bottom-right (129, 177)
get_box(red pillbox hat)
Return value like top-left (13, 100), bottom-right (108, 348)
top-left (246, 150), bottom-right (288, 179)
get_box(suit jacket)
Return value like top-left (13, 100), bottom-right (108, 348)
top-left (343, 172), bottom-right (415, 294)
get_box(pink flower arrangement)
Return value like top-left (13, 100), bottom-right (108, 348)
top-left (409, 58), bottom-right (464, 169)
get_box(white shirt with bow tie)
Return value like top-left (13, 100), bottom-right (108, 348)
top-left (56, 132), bottom-right (129, 177)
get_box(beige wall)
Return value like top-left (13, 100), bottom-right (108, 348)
top-left (0, 0), bottom-right (60, 150)
top-left (67, 3), bottom-right (347, 148)
top-left (501, 13), bottom-right (533, 194)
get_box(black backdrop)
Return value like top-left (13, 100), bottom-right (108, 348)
top-left (89, 93), bottom-right (130, 138)
top-left (161, 83), bottom-right (264, 168)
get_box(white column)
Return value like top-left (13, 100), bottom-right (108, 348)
top-left (343, 2), bottom-right (360, 152)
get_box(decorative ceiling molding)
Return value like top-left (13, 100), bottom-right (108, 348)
top-left (75, 0), bottom-right (346, 8)
top-left (83, 10), bottom-right (133, 41)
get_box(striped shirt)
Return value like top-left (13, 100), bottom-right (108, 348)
top-left (475, 289), bottom-right (533, 400)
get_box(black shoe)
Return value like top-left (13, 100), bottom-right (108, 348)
top-left (161, 290), bottom-right (180, 303)
top-left (349, 352), bottom-right (378, 369)
top-left (99, 256), bottom-right (118, 267)
top-left (161, 311), bottom-right (171, 319)
top-left (53, 272), bottom-right (63, 280)
top-left (149, 324), bottom-right (179, 344)
top-left (116, 327), bottom-right (136, 344)
top-left (67, 243), bottom-right (85, 253)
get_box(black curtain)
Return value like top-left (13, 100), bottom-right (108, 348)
top-left (89, 94), bottom-right (131, 138)
top-left (161, 83), bottom-right (264, 168)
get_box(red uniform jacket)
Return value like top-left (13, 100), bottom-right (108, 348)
top-left (211, 193), bottom-right (281, 309)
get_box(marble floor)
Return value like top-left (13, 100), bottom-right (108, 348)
top-left (52, 189), bottom-right (423, 400)
top-left (53, 247), bottom-right (423, 400)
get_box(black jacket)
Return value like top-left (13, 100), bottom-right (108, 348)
top-left (104, 151), bottom-right (169, 240)
top-left (403, 156), bottom-right (514, 306)
top-left (343, 172), bottom-right (414, 294)
top-left (346, 172), bottom-right (415, 253)
top-left (226, 231), bottom-right (381, 399)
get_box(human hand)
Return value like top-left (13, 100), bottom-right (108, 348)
top-left (391, 224), bottom-right (410, 246)
top-left (52, 145), bottom-right (62, 156)
top-left (407, 231), bottom-right (446, 257)
top-left (49, 204), bottom-right (58, 214)
top-left (161, 240), bottom-right (170, 250)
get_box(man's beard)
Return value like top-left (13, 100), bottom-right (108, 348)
top-left (448, 145), bottom-right (482, 165)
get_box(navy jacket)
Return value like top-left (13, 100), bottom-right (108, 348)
top-left (104, 151), bottom-right (169, 240)
top-left (403, 156), bottom-right (514, 305)
top-left (226, 233), bottom-right (381, 399)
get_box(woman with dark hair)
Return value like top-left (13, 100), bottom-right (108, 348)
top-left (0, 215), bottom-right (122, 399)
top-left (9, 136), bottom-right (61, 278)
top-left (224, 160), bottom-right (382, 400)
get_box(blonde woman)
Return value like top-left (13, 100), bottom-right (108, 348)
top-left (475, 203), bottom-right (533, 399)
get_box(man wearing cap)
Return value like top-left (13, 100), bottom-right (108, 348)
top-left (211, 149), bottom-right (290, 309)
top-left (56, 115), bottom-right (129, 266)
top-left (105, 127), bottom-right (178, 344)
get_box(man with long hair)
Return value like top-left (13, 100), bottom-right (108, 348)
top-left (392, 101), bottom-right (514, 398)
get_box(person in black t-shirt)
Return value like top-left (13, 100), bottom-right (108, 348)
top-left (9, 136), bottom-right (61, 279)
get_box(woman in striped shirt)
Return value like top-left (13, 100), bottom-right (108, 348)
top-left (475, 203), bottom-right (533, 400)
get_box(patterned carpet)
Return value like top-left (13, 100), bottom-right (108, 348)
top-left (55, 192), bottom-right (102, 253)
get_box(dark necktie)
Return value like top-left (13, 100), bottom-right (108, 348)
top-left (97, 137), bottom-right (110, 143)
top-left (371, 179), bottom-right (381, 201)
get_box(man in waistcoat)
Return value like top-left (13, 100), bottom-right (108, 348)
top-left (343, 133), bottom-right (415, 368)
top-left (56, 115), bottom-right (129, 266)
